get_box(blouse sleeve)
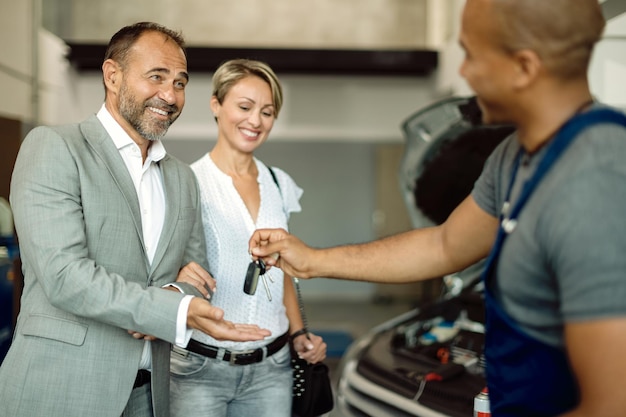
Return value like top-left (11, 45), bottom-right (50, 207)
top-left (270, 166), bottom-right (303, 216)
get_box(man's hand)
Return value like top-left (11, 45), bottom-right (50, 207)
top-left (176, 261), bottom-right (216, 299)
top-left (127, 330), bottom-right (156, 341)
top-left (187, 298), bottom-right (271, 341)
top-left (248, 228), bottom-right (316, 279)
top-left (292, 332), bottom-right (327, 364)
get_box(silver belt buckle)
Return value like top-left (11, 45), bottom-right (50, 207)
top-left (171, 345), bottom-right (189, 358)
top-left (229, 349), bottom-right (255, 365)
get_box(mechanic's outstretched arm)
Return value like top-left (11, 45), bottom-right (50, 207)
top-left (250, 195), bottom-right (498, 283)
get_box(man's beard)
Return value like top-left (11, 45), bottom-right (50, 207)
top-left (119, 82), bottom-right (180, 141)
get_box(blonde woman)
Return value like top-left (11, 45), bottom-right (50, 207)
top-left (170, 59), bottom-right (327, 417)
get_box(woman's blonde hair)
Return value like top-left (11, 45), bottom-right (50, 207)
top-left (212, 59), bottom-right (283, 117)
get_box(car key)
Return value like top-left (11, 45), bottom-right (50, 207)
top-left (256, 259), bottom-right (274, 300)
top-left (261, 273), bottom-right (272, 301)
top-left (243, 259), bottom-right (265, 295)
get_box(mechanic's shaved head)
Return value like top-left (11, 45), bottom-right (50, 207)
top-left (475, 0), bottom-right (605, 79)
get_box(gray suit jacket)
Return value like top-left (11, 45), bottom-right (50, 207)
top-left (0, 114), bottom-right (207, 417)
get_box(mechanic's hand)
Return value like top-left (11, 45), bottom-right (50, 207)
top-left (127, 329), bottom-right (156, 341)
top-left (249, 228), bottom-right (316, 279)
top-left (293, 332), bottom-right (327, 364)
top-left (176, 261), bottom-right (216, 299)
top-left (187, 297), bottom-right (271, 341)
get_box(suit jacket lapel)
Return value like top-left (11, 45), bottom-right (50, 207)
top-left (79, 115), bottom-right (146, 256)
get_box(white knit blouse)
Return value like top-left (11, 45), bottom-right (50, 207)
top-left (190, 154), bottom-right (303, 350)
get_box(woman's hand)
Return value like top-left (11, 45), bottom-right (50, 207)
top-left (176, 261), bottom-right (216, 299)
top-left (292, 332), bottom-right (327, 364)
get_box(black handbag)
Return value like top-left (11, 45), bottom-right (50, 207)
top-left (291, 278), bottom-right (334, 417)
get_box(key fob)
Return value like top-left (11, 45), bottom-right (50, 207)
top-left (244, 260), bottom-right (264, 295)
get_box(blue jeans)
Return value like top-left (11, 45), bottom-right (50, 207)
top-left (121, 384), bottom-right (153, 417)
top-left (170, 344), bottom-right (293, 417)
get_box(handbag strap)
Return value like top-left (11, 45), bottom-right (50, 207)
top-left (293, 277), bottom-right (310, 335)
top-left (268, 166), bottom-right (310, 337)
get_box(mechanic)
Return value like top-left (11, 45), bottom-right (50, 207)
top-left (249, 1), bottom-right (626, 416)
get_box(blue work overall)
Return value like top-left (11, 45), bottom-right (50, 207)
top-left (482, 108), bottom-right (626, 416)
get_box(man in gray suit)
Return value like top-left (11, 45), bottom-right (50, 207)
top-left (0, 22), bottom-right (270, 417)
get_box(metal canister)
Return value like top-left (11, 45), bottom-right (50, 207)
top-left (473, 387), bottom-right (491, 417)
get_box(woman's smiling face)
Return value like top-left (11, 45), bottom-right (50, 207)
top-left (211, 75), bottom-right (276, 154)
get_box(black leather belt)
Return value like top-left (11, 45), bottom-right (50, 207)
top-left (133, 369), bottom-right (151, 389)
top-left (185, 332), bottom-right (289, 365)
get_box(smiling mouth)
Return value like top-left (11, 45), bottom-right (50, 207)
top-left (148, 106), bottom-right (170, 117)
top-left (241, 128), bottom-right (259, 138)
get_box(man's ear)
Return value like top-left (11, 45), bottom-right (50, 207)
top-left (102, 59), bottom-right (121, 92)
top-left (512, 49), bottom-right (542, 90)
